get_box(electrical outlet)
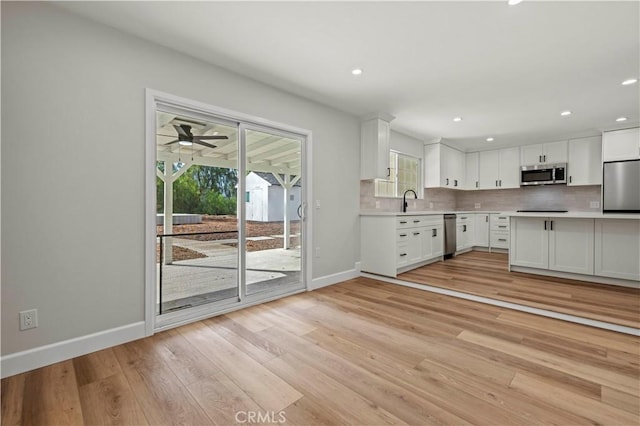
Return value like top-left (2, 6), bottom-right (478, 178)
top-left (315, 247), bottom-right (320, 258)
top-left (375, 200), bottom-right (380, 209)
top-left (475, 203), bottom-right (481, 209)
top-left (590, 201), bottom-right (600, 209)
top-left (19, 309), bottom-right (38, 331)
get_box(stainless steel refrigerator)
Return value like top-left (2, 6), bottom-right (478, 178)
top-left (603, 159), bottom-right (640, 213)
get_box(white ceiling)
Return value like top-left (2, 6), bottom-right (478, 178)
top-left (56, 1), bottom-right (639, 152)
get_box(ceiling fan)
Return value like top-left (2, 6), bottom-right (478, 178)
top-left (164, 124), bottom-right (228, 149)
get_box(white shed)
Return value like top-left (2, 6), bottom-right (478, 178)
top-left (246, 172), bottom-right (302, 222)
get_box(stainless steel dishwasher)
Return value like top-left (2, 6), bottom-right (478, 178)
top-left (444, 214), bottom-right (456, 259)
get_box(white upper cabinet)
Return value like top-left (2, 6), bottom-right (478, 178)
top-left (521, 140), bottom-right (568, 165)
top-left (478, 147), bottom-right (520, 189)
top-left (360, 114), bottom-right (394, 180)
top-left (499, 147), bottom-right (521, 188)
top-left (424, 143), bottom-right (465, 189)
top-left (465, 152), bottom-right (479, 190)
top-left (602, 127), bottom-right (640, 161)
top-left (568, 136), bottom-right (602, 186)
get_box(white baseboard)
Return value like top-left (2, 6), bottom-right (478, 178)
top-left (309, 264), bottom-right (360, 291)
top-left (1, 321), bottom-right (146, 378)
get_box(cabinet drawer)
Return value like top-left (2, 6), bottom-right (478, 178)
top-left (397, 230), bottom-right (411, 242)
top-left (396, 242), bottom-right (410, 267)
top-left (491, 222), bottom-right (510, 231)
top-left (491, 232), bottom-right (509, 248)
top-left (397, 215), bottom-right (442, 229)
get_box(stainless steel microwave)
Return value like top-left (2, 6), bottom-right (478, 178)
top-left (520, 163), bottom-right (567, 186)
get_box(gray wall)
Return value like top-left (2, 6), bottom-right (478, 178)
top-left (1, 2), bottom-right (360, 355)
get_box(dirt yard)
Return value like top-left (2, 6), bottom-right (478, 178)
top-left (157, 215), bottom-right (301, 260)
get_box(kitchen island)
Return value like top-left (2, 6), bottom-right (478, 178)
top-left (509, 212), bottom-right (640, 287)
top-left (360, 210), bottom-right (510, 277)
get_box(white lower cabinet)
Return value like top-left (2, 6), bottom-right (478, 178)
top-left (474, 214), bottom-right (490, 247)
top-left (456, 215), bottom-right (474, 252)
top-left (362, 215), bottom-right (444, 277)
top-left (510, 217), bottom-right (549, 269)
top-left (490, 214), bottom-right (510, 249)
top-left (594, 219), bottom-right (640, 281)
top-left (511, 217), bottom-right (595, 275)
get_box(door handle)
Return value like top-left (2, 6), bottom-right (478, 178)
top-left (400, 233), bottom-right (407, 237)
top-left (463, 224), bottom-right (467, 232)
top-left (400, 253), bottom-right (407, 257)
top-left (400, 221), bottom-right (407, 224)
top-left (569, 176), bottom-right (572, 184)
top-left (454, 180), bottom-right (458, 187)
top-left (476, 181), bottom-right (479, 188)
top-left (485, 216), bottom-right (488, 222)
top-left (544, 155), bottom-right (547, 162)
top-left (446, 178), bottom-right (449, 185)
top-left (539, 155), bottom-right (542, 163)
top-left (432, 229), bottom-right (437, 237)
top-left (499, 180), bottom-right (502, 187)
top-left (544, 220), bottom-right (547, 230)
top-left (496, 180), bottom-right (499, 187)
top-left (550, 220), bottom-right (553, 231)
top-left (413, 232), bottom-right (420, 235)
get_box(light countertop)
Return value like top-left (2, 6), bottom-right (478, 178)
top-left (360, 211), bottom-right (640, 219)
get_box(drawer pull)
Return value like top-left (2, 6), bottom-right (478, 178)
top-left (400, 221), bottom-right (407, 224)
top-left (498, 225), bottom-right (507, 228)
top-left (460, 216), bottom-right (467, 219)
top-left (400, 253), bottom-right (407, 257)
top-left (432, 229), bottom-right (437, 237)
top-left (399, 233), bottom-right (407, 237)
top-left (413, 232), bottom-right (420, 235)
top-left (413, 220), bottom-right (420, 223)
top-left (499, 216), bottom-right (507, 219)
top-left (498, 238), bottom-right (507, 242)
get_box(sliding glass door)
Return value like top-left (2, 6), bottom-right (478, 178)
top-left (243, 126), bottom-right (304, 297)
top-left (153, 103), bottom-right (306, 326)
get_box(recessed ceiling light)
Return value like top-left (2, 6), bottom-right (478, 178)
top-left (351, 68), bottom-right (363, 76)
top-left (508, 0), bottom-right (523, 5)
top-left (616, 117), bottom-right (628, 122)
top-left (560, 110), bottom-right (572, 116)
top-left (486, 137), bottom-right (494, 142)
top-left (622, 78), bottom-right (638, 86)
top-left (453, 117), bottom-right (463, 122)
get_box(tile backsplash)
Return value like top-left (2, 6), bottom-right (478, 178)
top-left (361, 180), bottom-right (602, 212)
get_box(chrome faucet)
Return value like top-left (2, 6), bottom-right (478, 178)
top-left (402, 189), bottom-right (418, 213)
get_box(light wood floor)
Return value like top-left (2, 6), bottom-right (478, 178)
top-left (2, 278), bottom-right (639, 425)
top-left (400, 251), bottom-right (640, 329)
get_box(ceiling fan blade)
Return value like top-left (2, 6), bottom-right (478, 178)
top-left (173, 124), bottom-right (190, 137)
top-left (194, 140), bottom-right (217, 149)
top-left (163, 139), bottom-right (180, 145)
top-left (194, 135), bottom-right (229, 140)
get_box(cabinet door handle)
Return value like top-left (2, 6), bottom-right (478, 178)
top-left (539, 155), bottom-right (542, 163)
top-left (498, 238), bottom-right (507, 242)
top-left (400, 253), bottom-right (407, 257)
top-left (569, 176), bottom-right (572, 184)
top-left (486, 216), bottom-right (489, 222)
top-left (387, 167), bottom-right (391, 177)
top-left (463, 224), bottom-right (467, 232)
top-left (499, 216), bottom-right (507, 219)
top-left (454, 180), bottom-right (458, 187)
top-left (476, 181), bottom-right (479, 188)
top-left (432, 229), bottom-right (437, 237)
top-left (400, 221), bottom-right (407, 224)
top-left (550, 220), bottom-right (553, 231)
top-left (400, 233), bottom-right (407, 237)
top-left (498, 225), bottom-right (507, 228)
top-left (446, 178), bottom-right (449, 185)
top-left (544, 220), bottom-right (547, 230)
top-left (413, 220), bottom-right (420, 223)
top-left (414, 232), bottom-right (420, 235)
top-left (544, 155), bottom-right (547, 162)
top-left (461, 216), bottom-right (467, 219)
top-left (499, 180), bottom-right (502, 187)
